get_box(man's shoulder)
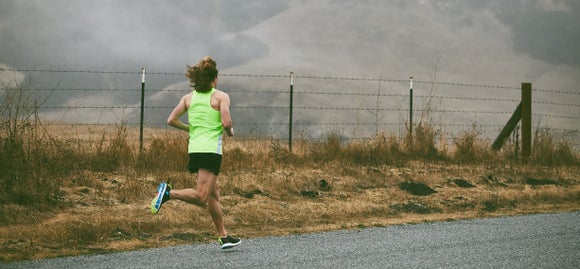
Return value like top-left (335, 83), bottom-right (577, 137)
top-left (213, 89), bottom-right (230, 99)
top-left (182, 92), bottom-right (193, 101)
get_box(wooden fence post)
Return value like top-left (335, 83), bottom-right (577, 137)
top-left (491, 82), bottom-right (532, 159)
top-left (521, 82), bottom-right (532, 160)
top-left (492, 103), bottom-right (522, 151)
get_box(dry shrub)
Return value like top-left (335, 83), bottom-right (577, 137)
top-left (266, 139), bottom-right (295, 167)
top-left (453, 127), bottom-right (493, 163)
top-left (307, 130), bottom-right (343, 163)
top-left (0, 86), bottom-right (61, 206)
top-left (407, 124), bottom-right (442, 160)
top-left (304, 131), bottom-right (408, 167)
top-left (136, 135), bottom-right (187, 172)
top-left (531, 130), bottom-right (578, 166)
top-left (91, 125), bottom-right (134, 172)
top-left (0, 120), bottom-right (134, 207)
top-left (343, 134), bottom-right (405, 166)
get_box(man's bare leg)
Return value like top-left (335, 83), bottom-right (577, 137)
top-left (168, 169), bottom-right (215, 207)
top-left (208, 196), bottom-right (227, 237)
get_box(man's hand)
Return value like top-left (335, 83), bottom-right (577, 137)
top-left (226, 127), bottom-right (235, 137)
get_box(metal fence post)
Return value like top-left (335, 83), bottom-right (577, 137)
top-left (409, 76), bottom-right (413, 147)
top-left (289, 72), bottom-right (294, 152)
top-left (139, 68), bottom-right (145, 153)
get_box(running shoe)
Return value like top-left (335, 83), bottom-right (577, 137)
top-left (218, 235), bottom-right (241, 250)
top-left (151, 182), bottom-right (171, 214)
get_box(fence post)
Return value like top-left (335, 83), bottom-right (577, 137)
top-left (139, 68), bottom-right (145, 153)
top-left (521, 82), bottom-right (532, 160)
top-left (289, 72), bottom-right (294, 152)
top-left (409, 76), bottom-right (413, 148)
top-left (491, 103), bottom-right (522, 151)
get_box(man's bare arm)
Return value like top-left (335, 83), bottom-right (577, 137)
top-left (167, 95), bottom-right (190, 132)
top-left (219, 92), bottom-right (234, 136)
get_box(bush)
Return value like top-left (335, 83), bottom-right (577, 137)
top-left (343, 134), bottom-right (405, 166)
top-left (307, 130), bottom-right (343, 163)
top-left (453, 127), bottom-right (492, 164)
top-left (408, 124), bottom-right (442, 161)
top-left (0, 86), bottom-right (61, 206)
top-left (531, 130), bottom-right (578, 166)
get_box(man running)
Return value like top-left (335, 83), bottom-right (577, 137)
top-left (151, 56), bottom-right (241, 250)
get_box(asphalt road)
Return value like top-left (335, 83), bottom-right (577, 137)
top-left (3, 211), bottom-right (579, 269)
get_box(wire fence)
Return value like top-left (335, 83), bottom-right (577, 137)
top-left (1, 68), bottom-right (579, 149)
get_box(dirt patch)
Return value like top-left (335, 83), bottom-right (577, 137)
top-left (1, 162), bottom-right (579, 262)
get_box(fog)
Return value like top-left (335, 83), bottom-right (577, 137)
top-left (1, 0), bottom-right (578, 140)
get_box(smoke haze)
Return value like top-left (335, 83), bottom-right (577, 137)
top-left (1, 0), bottom-right (578, 139)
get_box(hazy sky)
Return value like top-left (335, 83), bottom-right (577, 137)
top-left (0, 0), bottom-right (288, 71)
top-left (1, 0), bottom-right (579, 83)
top-left (1, 0), bottom-right (579, 139)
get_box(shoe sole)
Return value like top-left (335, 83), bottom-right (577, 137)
top-left (221, 240), bottom-right (241, 250)
top-left (151, 183), bottom-right (167, 214)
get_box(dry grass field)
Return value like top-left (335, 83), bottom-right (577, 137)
top-left (0, 83), bottom-right (580, 262)
top-left (1, 118), bottom-right (579, 262)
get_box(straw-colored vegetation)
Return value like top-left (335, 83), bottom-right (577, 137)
top-left (1, 86), bottom-right (579, 262)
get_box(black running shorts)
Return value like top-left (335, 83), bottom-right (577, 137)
top-left (188, 153), bottom-right (222, 176)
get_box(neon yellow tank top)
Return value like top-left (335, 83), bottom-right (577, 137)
top-left (187, 88), bottom-right (223, 154)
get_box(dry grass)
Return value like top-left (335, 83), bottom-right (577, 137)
top-left (1, 91), bottom-right (579, 262)
top-left (1, 133), bottom-right (579, 262)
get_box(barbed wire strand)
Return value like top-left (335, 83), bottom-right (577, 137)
top-left (16, 88), bottom-right (580, 108)
top-left (3, 67), bottom-right (579, 95)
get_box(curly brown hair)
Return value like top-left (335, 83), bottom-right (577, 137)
top-left (185, 56), bottom-right (218, 93)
